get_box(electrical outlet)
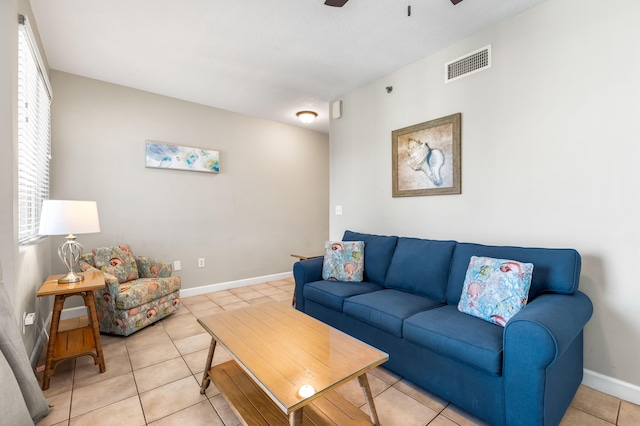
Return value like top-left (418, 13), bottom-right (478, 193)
top-left (173, 260), bottom-right (181, 271)
top-left (335, 205), bottom-right (343, 215)
top-left (198, 258), bottom-right (205, 268)
top-left (22, 312), bottom-right (35, 334)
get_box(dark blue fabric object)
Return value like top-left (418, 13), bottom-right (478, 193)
top-left (504, 291), bottom-right (593, 425)
top-left (293, 257), bottom-right (324, 311)
top-left (446, 243), bottom-right (582, 305)
top-left (304, 299), bottom-right (507, 426)
top-left (303, 280), bottom-right (383, 311)
top-left (343, 289), bottom-right (442, 337)
top-left (293, 232), bottom-right (592, 426)
top-left (343, 230), bottom-right (397, 286)
top-left (404, 305), bottom-right (504, 375)
top-left (383, 237), bottom-right (456, 301)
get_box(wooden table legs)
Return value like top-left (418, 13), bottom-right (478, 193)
top-left (42, 294), bottom-right (64, 390)
top-left (83, 291), bottom-right (106, 374)
top-left (288, 409), bottom-right (303, 426)
top-left (200, 338), bottom-right (217, 394)
top-left (359, 373), bottom-right (381, 426)
top-left (198, 335), bottom-right (383, 426)
top-left (41, 290), bottom-right (106, 390)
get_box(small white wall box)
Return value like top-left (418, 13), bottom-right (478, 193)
top-left (332, 100), bottom-right (342, 119)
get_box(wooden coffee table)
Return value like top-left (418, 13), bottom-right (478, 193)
top-left (198, 301), bottom-right (388, 425)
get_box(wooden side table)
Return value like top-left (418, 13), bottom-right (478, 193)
top-left (37, 270), bottom-right (107, 390)
top-left (290, 254), bottom-right (323, 307)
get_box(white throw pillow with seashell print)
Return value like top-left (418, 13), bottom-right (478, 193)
top-left (322, 241), bottom-right (365, 282)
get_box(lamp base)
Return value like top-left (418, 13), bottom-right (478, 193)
top-left (57, 235), bottom-right (85, 284)
top-left (57, 271), bottom-right (84, 284)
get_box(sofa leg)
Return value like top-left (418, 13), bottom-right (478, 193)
top-left (358, 374), bottom-right (381, 425)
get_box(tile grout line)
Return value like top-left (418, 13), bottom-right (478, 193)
top-left (45, 279), bottom-right (626, 426)
top-left (124, 337), bottom-right (149, 426)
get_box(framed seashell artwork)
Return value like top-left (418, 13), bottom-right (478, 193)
top-left (145, 141), bottom-right (220, 173)
top-left (392, 113), bottom-right (461, 197)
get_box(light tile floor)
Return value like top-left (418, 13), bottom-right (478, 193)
top-left (36, 278), bottom-right (640, 426)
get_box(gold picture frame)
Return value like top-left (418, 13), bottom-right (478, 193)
top-left (392, 113), bottom-right (461, 197)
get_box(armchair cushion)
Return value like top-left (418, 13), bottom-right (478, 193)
top-left (135, 256), bottom-right (173, 278)
top-left (116, 277), bottom-right (182, 310)
top-left (93, 245), bottom-right (139, 283)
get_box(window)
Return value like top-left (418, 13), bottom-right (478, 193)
top-left (18, 14), bottom-right (52, 244)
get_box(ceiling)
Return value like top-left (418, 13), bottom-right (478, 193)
top-left (30, 0), bottom-right (544, 134)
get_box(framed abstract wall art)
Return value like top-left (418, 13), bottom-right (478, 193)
top-left (145, 141), bottom-right (220, 173)
top-left (391, 113), bottom-right (461, 197)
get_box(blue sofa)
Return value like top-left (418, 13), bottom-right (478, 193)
top-left (293, 231), bottom-right (593, 426)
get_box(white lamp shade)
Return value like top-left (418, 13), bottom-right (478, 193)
top-left (39, 200), bottom-right (101, 236)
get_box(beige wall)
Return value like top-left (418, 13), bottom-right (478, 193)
top-left (49, 71), bottom-right (329, 290)
top-left (0, 0), bottom-right (54, 360)
top-left (0, 0), bottom-right (17, 304)
top-left (330, 0), bottom-right (640, 401)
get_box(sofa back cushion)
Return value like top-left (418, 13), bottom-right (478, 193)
top-left (446, 243), bottom-right (581, 305)
top-left (343, 230), bottom-right (398, 286)
top-left (384, 237), bottom-right (456, 301)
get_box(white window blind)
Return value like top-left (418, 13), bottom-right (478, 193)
top-left (18, 14), bottom-right (52, 245)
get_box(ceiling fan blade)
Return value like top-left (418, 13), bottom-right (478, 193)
top-left (450, 0), bottom-right (464, 4)
top-left (325, 0), bottom-right (349, 7)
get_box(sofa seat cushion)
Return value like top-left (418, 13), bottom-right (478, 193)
top-left (115, 277), bottom-right (181, 310)
top-left (404, 305), bottom-right (504, 375)
top-left (97, 289), bottom-right (180, 336)
top-left (384, 237), bottom-right (456, 301)
top-left (303, 280), bottom-right (383, 312)
top-left (343, 289), bottom-right (443, 338)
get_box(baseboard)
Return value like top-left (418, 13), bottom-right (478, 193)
top-left (178, 271), bottom-right (293, 298)
top-left (583, 369), bottom-right (640, 405)
top-left (59, 305), bottom-right (89, 320)
top-left (29, 311), bottom-right (51, 367)
top-left (52, 271), bottom-right (293, 320)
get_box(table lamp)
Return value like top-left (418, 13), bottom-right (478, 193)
top-left (39, 200), bottom-right (101, 283)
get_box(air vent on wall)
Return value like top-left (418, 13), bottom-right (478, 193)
top-left (445, 45), bottom-right (491, 83)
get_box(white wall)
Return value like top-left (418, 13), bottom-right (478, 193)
top-left (330, 0), bottom-right (640, 399)
top-left (0, 0), bottom-right (17, 304)
top-left (50, 71), bottom-right (329, 290)
top-left (0, 0), bottom-right (54, 360)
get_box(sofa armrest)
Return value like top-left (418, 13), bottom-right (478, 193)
top-left (135, 256), bottom-right (173, 278)
top-left (78, 264), bottom-right (121, 309)
top-left (79, 263), bottom-right (119, 292)
top-left (503, 291), bottom-right (593, 425)
top-left (293, 257), bottom-right (323, 312)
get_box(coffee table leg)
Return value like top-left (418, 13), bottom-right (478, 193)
top-left (199, 338), bottom-right (217, 394)
top-left (289, 409), bottom-right (303, 426)
top-left (358, 374), bottom-right (381, 426)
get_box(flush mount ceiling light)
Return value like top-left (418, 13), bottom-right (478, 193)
top-left (296, 111), bottom-right (317, 124)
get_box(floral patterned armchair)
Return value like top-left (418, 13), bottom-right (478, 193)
top-left (79, 244), bottom-right (181, 336)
